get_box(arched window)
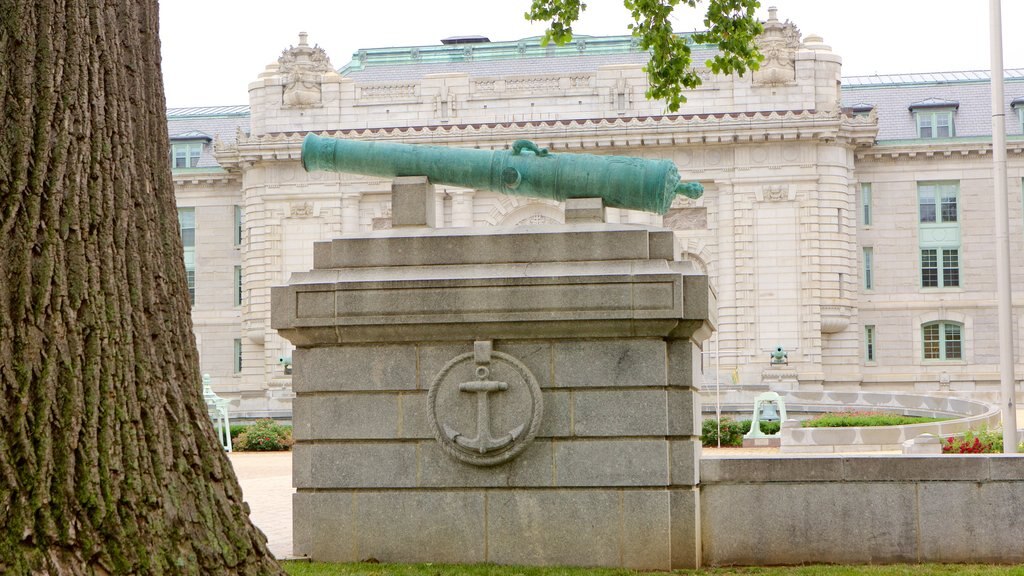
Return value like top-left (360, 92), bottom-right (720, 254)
top-left (922, 321), bottom-right (963, 360)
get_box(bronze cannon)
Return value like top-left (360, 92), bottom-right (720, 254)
top-left (301, 134), bottom-right (702, 214)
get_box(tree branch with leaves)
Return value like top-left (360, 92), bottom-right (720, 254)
top-left (526, 0), bottom-right (764, 112)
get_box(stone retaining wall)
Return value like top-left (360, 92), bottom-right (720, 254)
top-left (701, 456), bottom-right (1024, 565)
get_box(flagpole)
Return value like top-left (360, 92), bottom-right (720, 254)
top-left (989, 0), bottom-right (1018, 452)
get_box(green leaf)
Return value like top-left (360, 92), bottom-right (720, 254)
top-left (526, 0), bottom-right (764, 112)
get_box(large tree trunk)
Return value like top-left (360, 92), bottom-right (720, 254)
top-left (0, 1), bottom-right (283, 573)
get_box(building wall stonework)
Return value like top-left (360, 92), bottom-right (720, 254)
top-left (171, 12), bottom-right (1024, 417)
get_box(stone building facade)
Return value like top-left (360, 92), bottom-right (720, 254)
top-left (169, 11), bottom-right (1024, 417)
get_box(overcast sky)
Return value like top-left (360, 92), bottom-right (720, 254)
top-left (159, 0), bottom-right (1024, 108)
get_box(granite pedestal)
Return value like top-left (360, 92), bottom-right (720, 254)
top-left (272, 222), bottom-right (714, 569)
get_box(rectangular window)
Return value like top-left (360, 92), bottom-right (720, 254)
top-left (172, 142), bottom-right (203, 169)
top-left (861, 183), bottom-right (872, 226)
top-left (178, 208), bottom-right (196, 304)
top-left (919, 187), bottom-right (937, 223)
top-left (921, 249), bottom-right (938, 287)
top-left (233, 338), bottom-right (242, 374)
top-left (916, 110), bottom-right (954, 139)
top-left (921, 248), bottom-right (960, 288)
top-left (234, 266), bottom-right (242, 307)
top-left (234, 205), bottom-right (243, 246)
top-left (942, 249), bottom-right (960, 287)
top-left (944, 324), bottom-right (962, 359)
top-left (923, 323), bottom-right (940, 359)
top-left (918, 114), bottom-right (933, 139)
top-left (863, 247), bottom-right (873, 289)
top-left (865, 325), bottom-right (875, 362)
top-left (939, 187), bottom-right (958, 223)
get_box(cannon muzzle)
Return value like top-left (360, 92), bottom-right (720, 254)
top-left (301, 134), bottom-right (702, 214)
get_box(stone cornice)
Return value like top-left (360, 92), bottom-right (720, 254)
top-left (217, 110), bottom-right (878, 170)
top-left (856, 138), bottom-right (1024, 161)
top-left (171, 169), bottom-right (239, 186)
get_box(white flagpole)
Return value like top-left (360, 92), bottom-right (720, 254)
top-left (989, 0), bottom-right (1018, 452)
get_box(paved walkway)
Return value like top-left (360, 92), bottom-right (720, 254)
top-left (229, 452), bottom-right (294, 559)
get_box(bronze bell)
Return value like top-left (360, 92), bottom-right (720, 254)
top-left (759, 401), bottom-right (780, 422)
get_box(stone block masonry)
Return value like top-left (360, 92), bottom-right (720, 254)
top-left (274, 222), bottom-right (714, 569)
top-left (701, 456), bottom-right (1024, 565)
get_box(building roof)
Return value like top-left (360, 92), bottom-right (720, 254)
top-left (844, 69), bottom-right (1024, 87)
top-left (338, 34), bottom-right (717, 83)
top-left (167, 106), bottom-right (250, 170)
top-left (167, 105), bottom-right (251, 118)
top-left (842, 69), bottom-right (1024, 141)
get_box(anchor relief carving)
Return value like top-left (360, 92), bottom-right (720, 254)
top-left (428, 341), bottom-right (543, 466)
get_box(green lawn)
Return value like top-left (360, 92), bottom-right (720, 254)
top-left (281, 561), bottom-right (1024, 576)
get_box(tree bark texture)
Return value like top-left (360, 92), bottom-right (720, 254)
top-left (0, 1), bottom-right (283, 573)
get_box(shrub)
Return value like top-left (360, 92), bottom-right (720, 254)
top-left (941, 426), bottom-right (1024, 454)
top-left (803, 410), bottom-right (948, 428)
top-left (234, 419), bottom-right (293, 451)
top-left (702, 418), bottom-right (780, 447)
top-left (229, 424), bottom-right (248, 441)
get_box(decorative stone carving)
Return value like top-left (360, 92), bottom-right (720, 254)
top-left (820, 305), bottom-right (851, 334)
top-left (427, 341), bottom-right (543, 466)
top-left (665, 207), bottom-right (708, 231)
top-left (514, 214), bottom-right (560, 226)
top-left (359, 83), bottom-right (417, 101)
top-left (568, 75), bottom-right (592, 89)
top-left (754, 7), bottom-right (800, 86)
top-left (474, 80), bottom-right (496, 93)
top-left (278, 32), bottom-right (334, 107)
top-left (289, 201), bottom-right (314, 217)
top-left (761, 185), bottom-right (791, 202)
top-left (506, 76), bottom-right (560, 92)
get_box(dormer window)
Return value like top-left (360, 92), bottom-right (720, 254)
top-left (172, 143), bottom-right (203, 168)
top-left (170, 131), bottom-right (213, 169)
top-left (909, 99), bottom-right (958, 139)
top-left (849, 103), bottom-right (874, 118)
top-left (1012, 97), bottom-right (1024, 132)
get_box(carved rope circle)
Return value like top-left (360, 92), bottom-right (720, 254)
top-left (426, 351), bottom-right (544, 467)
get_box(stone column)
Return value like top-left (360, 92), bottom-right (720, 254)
top-left (273, 223), bottom-right (714, 569)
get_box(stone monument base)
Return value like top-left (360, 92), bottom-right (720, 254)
top-left (274, 222), bottom-right (714, 569)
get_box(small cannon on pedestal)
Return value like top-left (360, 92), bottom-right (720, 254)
top-left (301, 134), bottom-right (703, 215)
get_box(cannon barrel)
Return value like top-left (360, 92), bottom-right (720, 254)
top-left (301, 134), bottom-right (702, 214)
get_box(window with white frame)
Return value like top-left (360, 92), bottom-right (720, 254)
top-left (234, 265), bottom-right (242, 307)
top-left (914, 109), bottom-right (955, 138)
top-left (234, 205), bottom-right (243, 246)
top-left (918, 182), bottom-right (960, 288)
top-left (864, 325), bottom-right (875, 362)
top-left (922, 321), bottom-right (962, 360)
top-left (178, 208), bottom-right (195, 304)
top-left (863, 247), bottom-right (874, 289)
top-left (233, 338), bottom-right (243, 374)
top-left (920, 248), bottom-right (959, 288)
top-left (861, 183), bottom-right (872, 226)
top-left (172, 142), bottom-right (203, 169)
top-left (918, 182), bottom-right (958, 224)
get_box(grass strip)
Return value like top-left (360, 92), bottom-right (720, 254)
top-left (281, 561), bottom-right (1024, 576)
top-left (802, 411), bottom-right (949, 428)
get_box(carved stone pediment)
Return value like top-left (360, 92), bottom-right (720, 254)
top-left (754, 7), bottom-right (800, 86)
top-left (278, 32), bottom-right (334, 108)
